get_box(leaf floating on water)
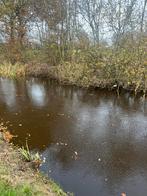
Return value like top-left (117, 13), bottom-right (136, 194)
top-left (26, 133), bottom-right (31, 137)
top-left (72, 151), bottom-right (78, 160)
top-left (56, 142), bottom-right (68, 146)
top-left (58, 113), bottom-right (64, 116)
top-left (43, 157), bottom-right (46, 163)
top-left (121, 193), bottom-right (126, 196)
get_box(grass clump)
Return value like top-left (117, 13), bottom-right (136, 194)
top-left (0, 181), bottom-right (34, 196)
top-left (0, 62), bottom-right (25, 78)
top-left (50, 62), bottom-right (93, 87)
top-left (19, 142), bottom-right (42, 169)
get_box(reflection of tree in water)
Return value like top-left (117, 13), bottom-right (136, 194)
top-left (74, 86), bottom-right (147, 115)
top-left (0, 78), bottom-right (17, 109)
top-left (32, 78), bottom-right (147, 116)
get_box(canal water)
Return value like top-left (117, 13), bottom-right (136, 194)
top-left (0, 77), bottom-right (147, 196)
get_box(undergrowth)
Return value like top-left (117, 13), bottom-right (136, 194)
top-left (0, 180), bottom-right (35, 196)
top-left (0, 62), bottom-right (25, 78)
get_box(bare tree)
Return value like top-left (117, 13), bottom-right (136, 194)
top-left (140, 0), bottom-right (147, 32)
top-left (78, 0), bottom-right (104, 45)
top-left (106, 0), bottom-right (138, 45)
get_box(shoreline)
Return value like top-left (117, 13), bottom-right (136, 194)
top-left (0, 62), bottom-right (146, 95)
top-left (0, 125), bottom-right (66, 196)
top-left (22, 63), bottom-right (147, 95)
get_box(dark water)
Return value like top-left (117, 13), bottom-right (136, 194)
top-left (0, 78), bottom-right (147, 196)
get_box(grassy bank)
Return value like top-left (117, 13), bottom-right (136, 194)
top-left (0, 63), bottom-right (51, 78)
top-left (0, 62), bottom-right (25, 78)
top-left (49, 62), bottom-right (147, 94)
top-left (48, 46), bottom-right (147, 94)
top-left (0, 50), bottom-right (147, 94)
top-left (0, 126), bottom-right (66, 196)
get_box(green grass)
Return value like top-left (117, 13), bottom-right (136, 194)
top-left (37, 172), bottom-right (67, 196)
top-left (0, 181), bottom-right (34, 196)
top-left (49, 180), bottom-right (67, 196)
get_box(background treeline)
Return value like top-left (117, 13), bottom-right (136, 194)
top-left (0, 0), bottom-right (147, 92)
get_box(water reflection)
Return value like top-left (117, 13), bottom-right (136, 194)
top-left (0, 78), bottom-right (16, 110)
top-left (0, 78), bottom-right (147, 196)
top-left (27, 80), bottom-right (47, 107)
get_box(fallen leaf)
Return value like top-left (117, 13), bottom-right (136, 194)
top-left (3, 131), bottom-right (14, 142)
top-left (121, 193), bottom-right (126, 196)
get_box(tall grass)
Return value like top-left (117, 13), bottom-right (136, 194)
top-left (0, 62), bottom-right (25, 78)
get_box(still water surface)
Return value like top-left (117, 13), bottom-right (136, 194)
top-left (0, 78), bottom-right (147, 196)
